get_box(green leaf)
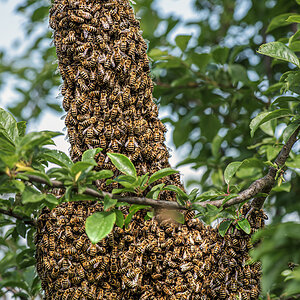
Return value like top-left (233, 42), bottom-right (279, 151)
top-left (266, 13), bottom-right (294, 33)
top-left (257, 42), bottom-right (300, 68)
top-left (90, 170), bottom-right (114, 180)
top-left (17, 121), bottom-right (26, 137)
top-left (282, 121), bottom-right (300, 143)
top-left (224, 161), bottom-right (243, 185)
top-left (0, 108), bottom-right (18, 144)
top-left (237, 218), bottom-right (251, 234)
top-left (218, 219), bottom-right (233, 237)
top-left (146, 183), bottom-right (165, 200)
top-left (19, 131), bottom-right (62, 151)
top-left (250, 109), bottom-right (293, 137)
top-left (148, 168), bottom-right (178, 185)
top-left (45, 194), bottom-right (59, 206)
top-left (124, 210), bottom-right (135, 227)
top-left (129, 204), bottom-right (151, 213)
top-left (175, 35), bottom-right (192, 52)
top-left (70, 161), bottom-right (95, 177)
top-left (16, 220), bottom-right (27, 238)
top-left (24, 170), bottom-right (51, 185)
top-left (107, 153), bottom-right (136, 178)
top-left (289, 30), bottom-right (300, 47)
top-left (82, 148), bottom-right (101, 165)
top-left (43, 149), bottom-right (73, 168)
top-left (22, 186), bottom-right (46, 204)
top-left (11, 180), bottom-right (25, 192)
top-left (103, 195), bottom-right (118, 211)
top-left (115, 210), bottom-right (124, 228)
top-left (286, 15), bottom-right (300, 23)
top-left (85, 211), bottom-right (116, 244)
top-left (163, 185), bottom-right (188, 200)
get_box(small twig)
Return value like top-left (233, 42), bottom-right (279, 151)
top-left (0, 208), bottom-right (36, 227)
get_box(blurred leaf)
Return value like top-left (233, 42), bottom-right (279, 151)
top-left (191, 53), bottom-right (211, 71)
top-left (212, 47), bottom-right (230, 64)
top-left (175, 35), bottom-right (192, 52)
top-left (85, 211), bottom-right (116, 244)
top-left (286, 14), bottom-right (300, 23)
top-left (250, 109), bottom-right (293, 137)
top-left (266, 13), bottom-right (294, 32)
top-left (115, 210), bottom-right (124, 228)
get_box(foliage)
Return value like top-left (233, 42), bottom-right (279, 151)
top-left (0, 0), bottom-right (300, 299)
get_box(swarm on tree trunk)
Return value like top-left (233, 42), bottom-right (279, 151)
top-left (35, 0), bottom-right (263, 299)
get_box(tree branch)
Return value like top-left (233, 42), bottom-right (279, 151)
top-left (0, 208), bottom-right (36, 226)
top-left (7, 126), bottom-right (299, 215)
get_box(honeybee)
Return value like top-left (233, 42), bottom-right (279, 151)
top-left (87, 244), bottom-right (98, 256)
top-left (66, 66), bottom-right (75, 81)
top-left (128, 41), bottom-right (136, 57)
top-left (98, 136), bottom-right (106, 149)
top-left (64, 30), bottom-right (76, 43)
top-left (78, 67), bottom-right (89, 81)
top-left (104, 123), bottom-right (113, 139)
top-left (123, 58), bottom-right (131, 73)
top-left (87, 284), bottom-right (97, 299)
top-left (123, 87), bottom-right (130, 105)
top-left (109, 139), bottom-right (121, 152)
top-left (113, 46), bottom-right (121, 64)
top-left (78, 78), bottom-right (89, 92)
top-left (227, 248), bottom-right (236, 258)
top-left (120, 36), bottom-right (127, 52)
top-left (241, 292), bottom-right (250, 300)
top-left (99, 16), bottom-right (109, 30)
top-left (110, 258), bottom-right (118, 275)
top-left (76, 9), bottom-right (92, 20)
top-left (61, 274), bottom-right (71, 289)
top-left (99, 256), bottom-right (110, 270)
top-left (122, 276), bottom-right (137, 288)
top-left (72, 288), bottom-right (82, 300)
top-left (95, 270), bottom-right (105, 281)
top-left (125, 136), bottom-right (138, 152)
top-left (82, 24), bottom-right (97, 32)
top-left (108, 102), bottom-right (119, 119)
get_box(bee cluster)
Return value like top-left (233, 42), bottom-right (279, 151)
top-left (36, 202), bottom-right (264, 299)
top-left (35, 0), bottom-right (264, 299)
top-left (50, 0), bottom-right (177, 191)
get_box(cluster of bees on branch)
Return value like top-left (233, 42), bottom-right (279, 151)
top-left (50, 0), bottom-right (176, 189)
top-left (36, 202), bottom-right (264, 299)
top-left (35, 0), bottom-right (264, 299)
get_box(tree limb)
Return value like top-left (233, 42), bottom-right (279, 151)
top-left (5, 126), bottom-right (299, 215)
top-left (0, 208), bottom-right (36, 226)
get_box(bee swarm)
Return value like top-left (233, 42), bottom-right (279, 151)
top-left (35, 0), bottom-right (263, 299)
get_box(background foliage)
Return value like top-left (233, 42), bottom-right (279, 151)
top-left (0, 0), bottom-right (299, 299)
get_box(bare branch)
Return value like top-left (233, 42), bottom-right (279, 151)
top-left (0, 208), bottom-right (36, 226)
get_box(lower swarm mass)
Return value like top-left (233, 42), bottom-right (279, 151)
top-left (35, 0), bottom-right (264, 299)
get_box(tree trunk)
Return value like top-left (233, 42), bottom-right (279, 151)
top-left (35, 0), bottom-right (263, 299)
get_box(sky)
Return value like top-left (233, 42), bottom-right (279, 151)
top-left (0, 0), bottom-right (202, 190)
